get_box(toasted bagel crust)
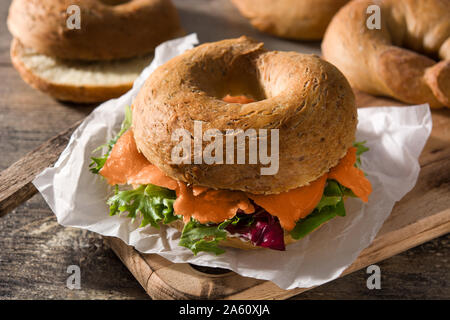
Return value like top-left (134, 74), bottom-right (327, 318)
top-left (7, 0), bottom-right (184, 61)
top-left (133, 37), bottom-right (357, 194)
top-left (322, 0), bottom-right (450, 108)
top-left (231, 0), bottom-right (348, 40)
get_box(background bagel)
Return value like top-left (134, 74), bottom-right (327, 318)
top-left (10, 38), bottom-right (152, 103)
top-left (231, 0), bottom-right (349, 40)
top-left (7, 0), bottom-right (184, 103)
top-left (7, 0), bottom-right (184, 61)
top-left (132, 36), bottom-right (357, 195)
top-left (322, 0), bottom-right (450, 108)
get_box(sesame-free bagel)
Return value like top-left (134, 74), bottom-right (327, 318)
top-left (322, 0), bottom-right (450, 108)
top-left (231, 0), bottom-right (349, 40)
top-left (7, 0), bottom-right (184, 61)
top-left (132, 37), bottom-right (357, 195)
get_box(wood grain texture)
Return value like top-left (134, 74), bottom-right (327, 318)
top-left (0, 0), bottom-right (449, 300)
top-left (0, 120), bottom-right (80, 216)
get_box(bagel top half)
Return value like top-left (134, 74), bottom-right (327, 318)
top-left (7, 0), bottom-right (184, 61)
top-left (132, 37), bottom-right (357, 195)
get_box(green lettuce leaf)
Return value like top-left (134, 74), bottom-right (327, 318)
top-left (289, 202), bottom-right (344, 240)
top-left (89, 106), bottom-right (132, 174)
top-left (179, 219), bottom-right (228, 255)
top-left (289, 141), bottom-right (369, 241)
top-left (107, 184), bottom-right (179, 228)
top-left (315, 196), bottom-right (342, 211)
top-left (290, 180), bottom-right (348, 240)
top-left (353, 141), bottom-right (369, 168)
top-left (178, 213), bottom-right (257, 255)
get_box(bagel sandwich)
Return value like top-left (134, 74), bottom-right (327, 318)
top-left (89, 37), bottom-right (372, 255)
top-left (7, 0), bottom-right (184, 103)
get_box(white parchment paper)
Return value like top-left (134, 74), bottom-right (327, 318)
top-left (33, 34), bottom-right (432, 290)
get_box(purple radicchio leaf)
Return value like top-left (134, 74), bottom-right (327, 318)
top-left (225, 206), bottom-right (286, 251)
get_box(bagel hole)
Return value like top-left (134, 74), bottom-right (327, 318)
top-left (186, 55), bottom-right (269, 103)
top-left (99, 0), bottom-right (131, 5)
top-left (222, 94), bottom-right (255, 104)
top-left (204, 80), bottom-right (266, 103)
top-left (213, 74), bottom-right (266, 103)
top-left (222, 66), bottom-right (267, 102)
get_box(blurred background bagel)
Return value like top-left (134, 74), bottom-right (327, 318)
top-left (7, 0), bottom-right (184, 103)
top-left (322, 0), bottom-right (450, 108)
top-left (230, 0), bottom-right (349, 40)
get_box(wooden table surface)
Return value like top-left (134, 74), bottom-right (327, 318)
top-left (0, 0), bottom-right (448, 299)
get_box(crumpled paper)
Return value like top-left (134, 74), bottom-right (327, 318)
top-left (33, 34), bottom-right (432, 290)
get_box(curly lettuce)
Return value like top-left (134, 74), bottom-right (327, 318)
top-left (178, 214), bottom-right (256, 256)
top-left (107, 184), bottom-right (179, 228)
top-left (179, 219), bottom-right (228, 255)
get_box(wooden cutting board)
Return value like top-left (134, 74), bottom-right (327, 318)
top-left (0, 91), bottom-right (449, 299)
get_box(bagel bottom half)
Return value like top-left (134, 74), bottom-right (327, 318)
top-left (10, 39), bottom-right (153, 103)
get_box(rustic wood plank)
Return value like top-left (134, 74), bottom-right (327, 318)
top-left (0, 120), bottom-right (81, 217)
